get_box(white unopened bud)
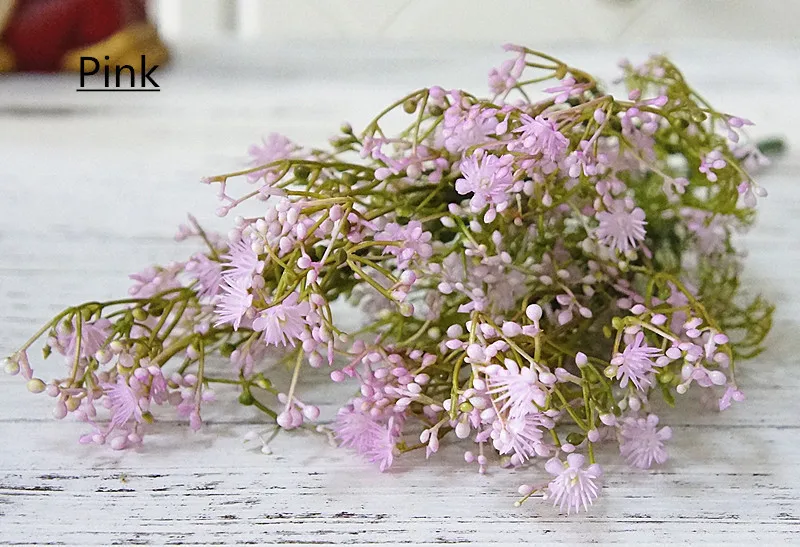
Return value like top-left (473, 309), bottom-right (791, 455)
top-left (526, 304), bottom-right (543, 321)
top-left (53, 401), bottom-right (68, 419)
top-left (400, 270), bottom-right (417, 285)
top-left (95, 349), bottom-right (112, 364)
top-left (27, 378), bottom-right (46, 393)
top-left (708, 370), bottom-right (727, 386)
top-left (399, 302), bottom-right (414, 317)
top-left (3, 357), bottom-right (19, 375)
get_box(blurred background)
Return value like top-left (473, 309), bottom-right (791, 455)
top-left (148, 0), bottom-right (800, 44)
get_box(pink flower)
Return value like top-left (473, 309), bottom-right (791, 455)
top-left (488, 51), bottom-right (526, 95)
top-left (222, 238), bottom-right (263, 286)
top-left (595, 202), bottom-right (647, 253)
top-left (699, 149), bottom-right (726, 182)
top-left (485, 361), bottom-right (547, 417)
top-left (619, 414), bottom-right (672, 469)
top-left (57, 318), bottom-right (112, 361)
top-left (610, 332), bottom-right (663, 390)
top-left (490, 412), bottom-right (553, 463)
top-left (333, 406), bottom-right (399, 472)
top-left (361, 136), bottom-right (429, 175)
top-left (214, 277), bottom-right (253, 330)
top-left (680, 208), bottom-right (729, 255)
top-left (186, 253), bottom-right (222, 299)
top-left (455, 152), bottom-right (515, 218)
top-left (545, 453), bottom-right (603, 514)
top-left (252, 293), bottom-right (310, 347)
top-left (564, 142), bottom-right (603, 178)
top-left (543, 77), bottom-right (586, 104)
top-left (719, 386), bottom-right (745, 411)
top-left (128, 265), bottom-right (182, 298)
top-left (662, 176), bottom-right (689, 200)
top-left (230, 340), bottom-right (268, 376)
top-left (441, 104), bottom-right (498, 154)
top-left (103, 375), bottom-right (143, 428)
top-left (513, 114), bottom-right (569, 162)
top-left (376, 221), bottom-right (433, 269)
top-left (247, 133), bottom-right (297, 182)
top-left (143, 367), bottom-right (169, 405)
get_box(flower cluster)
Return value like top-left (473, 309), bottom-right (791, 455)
top-left (5, 46), bottom-right (773, 514)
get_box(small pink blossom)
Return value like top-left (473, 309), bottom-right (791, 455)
top-left (699, 149), bottom-right (727, 182)
top-left (376, 221), bottom-right (433, 269)
top-left (455, 152), bottom-right (515, 218)
top-left (252, 293), bottom-right (310, 347)
top-left (490, 412), bottom-right (553, 463)
top-left (545, 453), bottom-right (603, 514)
top-left (222, 238), bottom-right (263, 285)
top-left (128, 265), bottom-right (182, 298)
top-left (186, 253), bottom-right (223, 299)
top-left (441, 104), bottom-right (498, 154)
top-left (564, 146), bottom-right (600, 179)
top-left (247, 133), bottom-right (297, 182)
top-left (719, 385), bottom-right (745, 411)
top-left (485, 361), bottom-right (547, 417)
top-left (680, 208), bottom-right (729, 255)
top-left (662, 176), bottom-right (689, 200)
top-left (543, 77), bottom-right (587, 104)
top-left (595, 202), bottom-right (647, 253)
top-left (610, 332), bottom-right (663, 390)
top-left (333, 406), bottom-right (399, 472)
top-left (214, 277), bottom-right (253, 330)
top-left (56, 318), bottom-right (112, 361)
top-left (488, 51), bottom-right (526, 95)
top-left (619, 414), bottom-right (672, 469)
top-left (513, 114), bottom-right (569, 162)
top-left (103, 375), bottom-right (143, 428)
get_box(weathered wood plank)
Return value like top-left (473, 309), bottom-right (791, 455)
top-left (0, 43), bottom-right (798, 545)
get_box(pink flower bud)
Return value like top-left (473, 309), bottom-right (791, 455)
top-left (600, 413), bottom-right (617, 426)
top-left (110, 436), bottom-right (127, 450)
top-left (303, 405), bottom-right (320, 421)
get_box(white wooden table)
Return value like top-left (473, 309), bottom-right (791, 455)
top-left (1, 42), bottom-right (799, 545)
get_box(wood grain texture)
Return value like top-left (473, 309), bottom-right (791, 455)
top-left (0, 43), bottom-right (799, 545)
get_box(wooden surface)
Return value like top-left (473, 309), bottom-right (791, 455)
top-left (1, 43), bottom-right (799, 545)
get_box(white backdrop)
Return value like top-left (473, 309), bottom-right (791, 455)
top-left (148, 0), bottom-right (800, 44)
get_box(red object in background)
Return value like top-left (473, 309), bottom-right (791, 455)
top-left (1, 0), bottom-right (152, 72)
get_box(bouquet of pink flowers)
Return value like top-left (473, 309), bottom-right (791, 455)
top-left (5, 45), bottom-right (773, 514)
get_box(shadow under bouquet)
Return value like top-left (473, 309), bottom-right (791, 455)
top-left (5, 45), bottom-right (774, 514)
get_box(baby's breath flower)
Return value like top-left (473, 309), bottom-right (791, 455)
top-left (8, 44), bottom-right (773, 516)
top-left (618, 414), bottom-right (672, 469)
